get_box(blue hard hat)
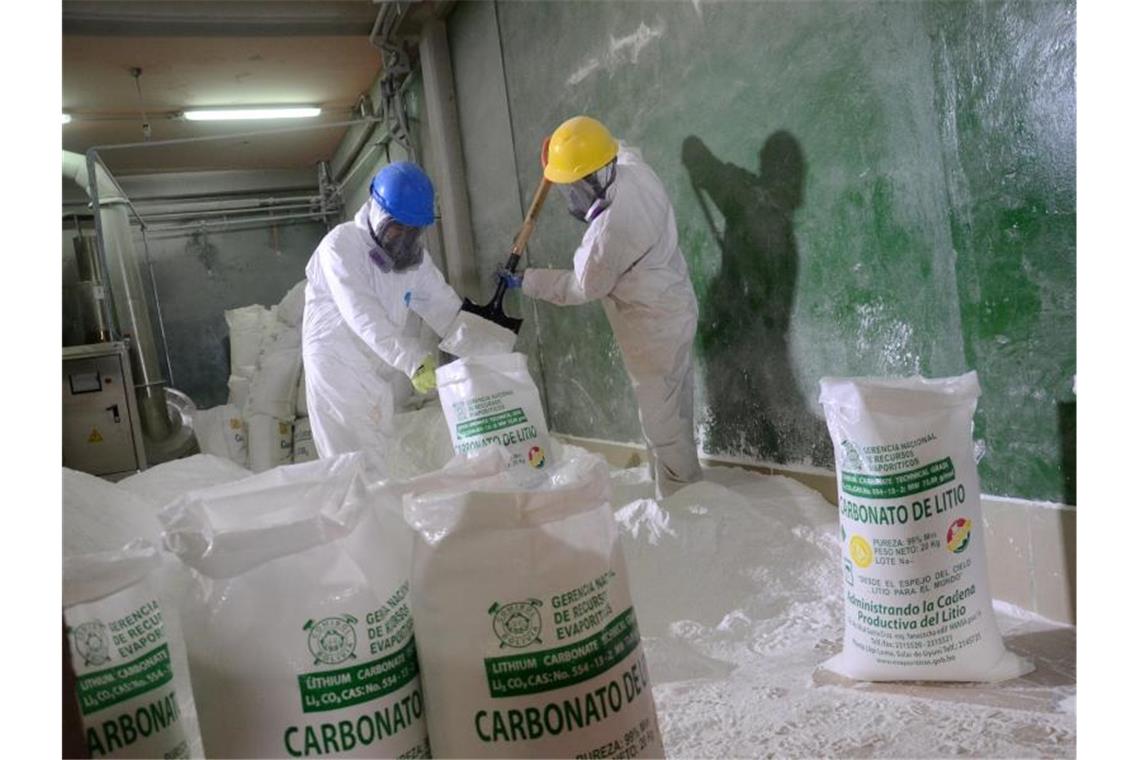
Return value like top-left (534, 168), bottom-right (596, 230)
top-left (369, 162), bottom-right (435, 227)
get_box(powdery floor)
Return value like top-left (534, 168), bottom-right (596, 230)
top-left (611, 465), bottom-right (1076, 759)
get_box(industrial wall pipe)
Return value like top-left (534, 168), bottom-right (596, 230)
top-left (63, 150), bottom-right (176, 443)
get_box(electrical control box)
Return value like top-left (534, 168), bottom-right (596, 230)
top-left (62, 342), bottom-right (147, 479)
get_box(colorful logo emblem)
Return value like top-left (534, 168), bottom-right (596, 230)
top-left (946, 517), bottom-right (972, 554)
top-left (489, 599), bottom-right (543, 649)
top-left (72, 620), bottom-right (111, 667)
top-left (527, 445), bottom-right (546, 469)
top-left (849, 534), bottom-right (874, 569)
top-left (304, 615), bottom-right (358, 665)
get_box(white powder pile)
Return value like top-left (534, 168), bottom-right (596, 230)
top-left (613, 465), bottom-right (1076, 758)
top-left (118, 454), bottom-right (250, 511)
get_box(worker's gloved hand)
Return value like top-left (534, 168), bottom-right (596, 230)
top-left (411, 355), bottom-right (438, 394)
top-left (497, 266), bottom-right (524, 290)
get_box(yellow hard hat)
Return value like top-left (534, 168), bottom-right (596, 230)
top-left (543, 116), bottom-right (618, 184)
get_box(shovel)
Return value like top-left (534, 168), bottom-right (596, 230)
top-left (460, 175), bottom-right (553, 334)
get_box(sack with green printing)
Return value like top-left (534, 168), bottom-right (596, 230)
top-left (64, 541), bottom-right (192, 759)
top-left (435, 352), bottom-right (552, 474)
top-left (818, 372), bottom-right (1033, 682)
top-left (159, 453), bottom-right (431, 759)
top-left (405, 446), bottom-right (665, 758)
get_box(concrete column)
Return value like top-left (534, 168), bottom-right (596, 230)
top-left (418, 16), bottom-right (479, 300)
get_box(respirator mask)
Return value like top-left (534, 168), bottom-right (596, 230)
top-left (367, 200), bottom-right (425, 272)
top-left (559, 160), bottom-right (617, 224)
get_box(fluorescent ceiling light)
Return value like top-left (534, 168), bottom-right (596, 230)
top-left (62, 113), bottom-right (72, 124)
top-left (183, 107), bottom-right (321, 122)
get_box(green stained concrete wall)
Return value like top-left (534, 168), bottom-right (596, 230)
top-left (448, 0), bottom-right (1075, 503)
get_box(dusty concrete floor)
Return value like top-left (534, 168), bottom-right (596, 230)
top-left (613, 464), bottom-right (1075, 758)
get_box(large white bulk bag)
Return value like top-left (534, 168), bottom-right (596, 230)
top-left (818, 372), bottom-right (1033, 682)
top-left (435, 353), bottom-right (552, 474)
top-left (189, 405), bottom-right (247, 466)
top-left (64, 541), bottom-right (193, 759)
top-left (405, 447), bottom-right (664, 758)
top-left (159, 454), bottom-right (431, 759)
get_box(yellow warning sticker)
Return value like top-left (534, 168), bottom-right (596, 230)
top-left (88, 428), bottom-right (104, 444)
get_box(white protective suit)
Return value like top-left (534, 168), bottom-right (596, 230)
top-left (302, 203), bottom-right (460, 461)
top-left (523, 145), bottom-right (703, 497)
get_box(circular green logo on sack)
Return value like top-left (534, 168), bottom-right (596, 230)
top-left (489, 599), bottom-right (543, 648)
top-left (72, 621), bottom-right (111, 667)
top-left (304, 615), bottom-right (358, 665)
top-left (840, 440), bottom-right (865, 472)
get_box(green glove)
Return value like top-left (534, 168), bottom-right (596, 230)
top-left (411, 355), bottom-right (438, 394)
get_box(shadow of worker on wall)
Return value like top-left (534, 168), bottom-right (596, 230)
top-left (682, 131), bottom-right (831, 467)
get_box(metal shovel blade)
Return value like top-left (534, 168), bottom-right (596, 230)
top-left (460, 295), bottom-right (523, 334)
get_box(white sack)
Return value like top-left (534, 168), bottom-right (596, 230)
top-left (64, 542), bottom-right (193, 759)
top-left (438, 310), bottom-right (518, 357)
top-left (292, 417), bottom-right (318, 464)
top-left (226, 375), bottom-right (251, 409)
top-left (159, 454), bottom-right (431, 759)
top-left (818, 372), bottom-right (1033, 682)
top-left (435, 352), bottom-right (552, 474)
top-left (189, 405), bottom-right (248, 466)
top-left (248, 348), bottom-right (302, 419)
top-left (224, 305), bottom-right (271, 379)
top-left (296, 365), bottom-right (309, 417)
top-left (404, 447), bottom-right (664, 758)
top-left (262, 323), bottom-right (302, 353)
top-left (64, 471), bottom-right (208, 757)
top-left (276, 280), bottom-right (307, 328)
top-left (64, 468), bottom-right (161, 557)
top-left (247, 414), bottom-right (294, 473)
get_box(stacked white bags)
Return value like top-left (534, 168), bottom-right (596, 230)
top-left (194, 280), bottom-right (309, 471)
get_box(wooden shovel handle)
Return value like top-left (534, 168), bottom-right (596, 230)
top-left (509, 177), bottom-right (553, 260)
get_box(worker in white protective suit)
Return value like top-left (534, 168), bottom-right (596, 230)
top-left (302, 162), bottom-right (460, 463)
top-left (503, 116), bottom-right (703, 497)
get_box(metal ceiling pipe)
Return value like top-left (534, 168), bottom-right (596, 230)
top-left (63, 150), bottom-right (176, 444)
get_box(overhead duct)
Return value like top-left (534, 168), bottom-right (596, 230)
top-left (63, 150), bottom-right (194, 462)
